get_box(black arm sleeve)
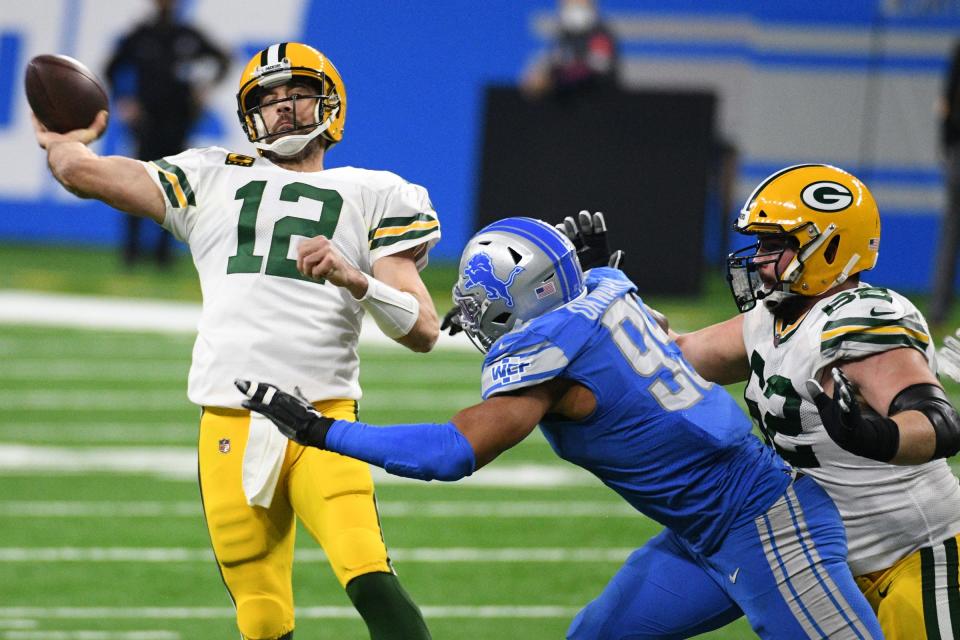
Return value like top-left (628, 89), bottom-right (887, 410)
top-left (889, 383), bottom-right (960, 460)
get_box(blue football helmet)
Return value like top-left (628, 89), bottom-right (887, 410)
top-left (453, 217), bottom-right (585, 351)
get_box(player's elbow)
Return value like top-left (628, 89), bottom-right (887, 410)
top-left (403, 323), bottom-right (439, 353)
top-left (396, 314), bottom-right (440, 353)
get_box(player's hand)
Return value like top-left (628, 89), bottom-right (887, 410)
top-left (938, 330), bottom-right (960, 383)
top-left (441, 306), bottom-right (463, 336)
top-left (32, 110), bottom-right (108, 149)
top-left (234, 379), bottom-right (334, 449)
top-left (805, 368), bottom-right (899, 462)
top-left (556, 210), bottom-right (625, 270)
top-left (296, 236), bottom-right (363, 291)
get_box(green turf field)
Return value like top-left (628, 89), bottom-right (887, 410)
top-left (1, 245), bottom-right (959, 639)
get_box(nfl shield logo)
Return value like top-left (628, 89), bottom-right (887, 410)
top-left (218, 438), bottom-right (231, 454)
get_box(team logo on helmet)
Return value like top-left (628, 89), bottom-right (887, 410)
top-left (463, 253), bottom-right (524, 308)
top-left (800, 181), bottom-right (853, 212)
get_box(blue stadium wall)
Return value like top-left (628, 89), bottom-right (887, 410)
top-left (1, 0), bottom-right (958, 291)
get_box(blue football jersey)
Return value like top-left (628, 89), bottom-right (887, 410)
top-left (480, 268), bottom-right (791, 554)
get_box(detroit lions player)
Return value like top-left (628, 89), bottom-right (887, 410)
top-left (239, 217), bottom-right (882, 639)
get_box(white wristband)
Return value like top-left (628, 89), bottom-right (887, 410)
top-left (358, 272), bottom-right (420, 339)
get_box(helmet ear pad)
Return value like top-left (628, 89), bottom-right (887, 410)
top-left (823, 235), bottom-right (841, 265)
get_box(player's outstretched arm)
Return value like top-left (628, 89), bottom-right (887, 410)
top-left (674, 315), bottom-right (751, 385)
top-left (33, 112), bottom-right (165, 222)
top-left (807, 348), bottom-right (960, 464)
top-left (236, 377), bottom-right (559, 480)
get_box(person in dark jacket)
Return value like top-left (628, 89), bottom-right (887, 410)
top-left (521, 0), bottom-right (619, 99)
top-left (105, 0), bottom-right (229, 268)
top-left (930, 40), bottom-right (960, 324)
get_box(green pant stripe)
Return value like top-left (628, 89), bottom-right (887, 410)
top-left (922, 546), bottom-right (943, 640)
top-left (945, 537), bottom-right (960, 638)
top-left (157, 172), bottom-right (180, 208)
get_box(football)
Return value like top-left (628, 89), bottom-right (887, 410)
top-left (25, 54), bottom-right (109, 133)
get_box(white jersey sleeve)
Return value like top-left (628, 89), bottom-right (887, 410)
top-left (351, 170), bottom-right (440, 269)
top-left (140, 146), bottom-right (229, 243)
top-left (813, 285), bottom-right (935, 377)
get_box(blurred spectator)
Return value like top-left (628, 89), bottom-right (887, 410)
top-left (521, 0), bottom-right (619, 99)
top-left (931, 39), bottom-right (960, 324)
top-left (105, 0), bottom-right (229, 268)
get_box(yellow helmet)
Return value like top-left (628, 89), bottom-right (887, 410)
top-left (726, 164), bottom-right (880, 312)
top-left (236, 42), bottom-right (346, 157)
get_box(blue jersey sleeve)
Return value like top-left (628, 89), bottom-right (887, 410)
top-left (480, 329), bottom-right (570, 399)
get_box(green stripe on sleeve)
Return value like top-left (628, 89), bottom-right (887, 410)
top-left (369, 227), bottom-right (438, 251)
top-left (823, 316), bottom-right (927, 333)
top-left (820, 332), bottom-right (928, 353)
top-left (156, 172), bottom-right (181, 208)
top-left (368, 212), bottom-right (437, 241)
top-left (154, 158), bottom-right (196, 206)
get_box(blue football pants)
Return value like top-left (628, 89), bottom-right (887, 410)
top-left (567, 475), bottom-right (883, 639)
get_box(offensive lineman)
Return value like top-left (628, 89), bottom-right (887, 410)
top-left (676, 164), bottom-right (960, 639)
top-left (31, 43), bottom-right (435, 640)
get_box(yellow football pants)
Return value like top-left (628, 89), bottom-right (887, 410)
top-left (198, 401), bottom-right (392, 640)
top-left (856, 534), bottom-right (960, 640)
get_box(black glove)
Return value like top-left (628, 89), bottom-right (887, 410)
top-left (441, 306), bottom-right (463, 336)
top-left (556, 210), bottom-right (625, 270)
top-left (234, 379), bottom-right (334, 449)
top-left (805, 368), bottom-right (899, 462)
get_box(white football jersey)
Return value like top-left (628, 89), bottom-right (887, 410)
top-left (742, 283), bottom-right (960, 576)
top-left (142, 147), bottom-right (440, 408)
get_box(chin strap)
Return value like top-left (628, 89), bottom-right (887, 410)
top-left (252, 100), bottom-right (338, 157)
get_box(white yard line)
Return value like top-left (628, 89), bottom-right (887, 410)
top-left (0, 390), bottom-right (478, 411)
top-left (0, 444), bottom-right (597, 487)
top-left (0, 547), bottom-right (632, 563)
top-left (0, 606), bottom-right (580, 620)
top-left (0, 291), bottom-right (475, 351)
top-left (0, 425), bottom-right (198, 444)
top-left (0, 500), bottom-right (635, 518)
top-left (0, 360), bottom-right (473, 382)
top-left (2, 633), bottom-right (179, 640)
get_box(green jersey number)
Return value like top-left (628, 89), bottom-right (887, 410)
top-left (227, 180), bottom-right (344, 283)
top-left (745, 351), bottom-right (821, 468)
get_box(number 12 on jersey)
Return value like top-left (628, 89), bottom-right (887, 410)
top-left (227, 180), bottom-right (343, 283)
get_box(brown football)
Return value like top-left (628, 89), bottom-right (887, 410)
top-left (25, 54), bottom-right (109, 133)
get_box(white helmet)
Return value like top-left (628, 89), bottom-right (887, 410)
top-left (453, 217), bottom-right (585, 351)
